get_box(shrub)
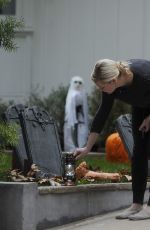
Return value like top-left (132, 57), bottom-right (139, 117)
top-left (0, 121), bottom-right (19, 151)
top-left (0, 99), bottom-right (9, 117)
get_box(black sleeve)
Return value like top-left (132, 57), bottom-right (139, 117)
top-left (90, 92), bottom-right (114, 133)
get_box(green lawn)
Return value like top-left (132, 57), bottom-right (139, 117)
top-left (0, 152), bottom-right (131, 183)
top-left (0, 152), bottom-right (12, 181)
top-left (77, 154), bottom-right (131, 173)
top-left (76, 154), bottom-right (131, 184)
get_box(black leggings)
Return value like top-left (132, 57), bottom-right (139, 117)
top-left (132, 107), bottom-right (150, 205)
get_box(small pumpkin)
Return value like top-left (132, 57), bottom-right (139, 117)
top-left (105, 132), bottom-right (129, 163)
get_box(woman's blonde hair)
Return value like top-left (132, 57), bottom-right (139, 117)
top-left (91, 59), bottom-right (130, 83)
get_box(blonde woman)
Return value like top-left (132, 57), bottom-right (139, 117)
top-left (74, 59), bottom-right (150, 220)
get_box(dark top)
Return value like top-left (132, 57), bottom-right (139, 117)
top-left (90, 59), bottom-right (150, 133)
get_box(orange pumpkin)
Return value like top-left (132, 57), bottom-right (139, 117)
top-left (105, 132), bottom-right (130, 163)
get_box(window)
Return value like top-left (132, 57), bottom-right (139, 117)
top-left (0, 0), bottom-right (16, 15)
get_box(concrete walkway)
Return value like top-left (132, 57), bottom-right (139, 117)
top-left (47, 208), bottom-right (150, 230)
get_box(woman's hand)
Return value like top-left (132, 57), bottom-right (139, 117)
top-left (139, 115), bottom-right (150, 133)
top-left (74, 132), bottom-right (99, 160)
top-left (74, 146), bottom-right (89, 160)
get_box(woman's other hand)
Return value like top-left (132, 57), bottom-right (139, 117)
top-left (139, 115), bottom-right (150, 133)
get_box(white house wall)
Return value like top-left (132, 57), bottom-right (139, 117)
top-left (0, 0), bottom-right (150, 102)
top-left (0, 34), bottom-right (32, 101)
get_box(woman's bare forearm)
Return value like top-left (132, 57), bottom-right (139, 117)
top-left (86, 132), bottom-right (99, 152)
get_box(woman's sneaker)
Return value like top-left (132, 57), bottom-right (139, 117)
top-left (116, 207), bottom-right (142, 219)
top-left (129, 206), bottom-right (150, 220)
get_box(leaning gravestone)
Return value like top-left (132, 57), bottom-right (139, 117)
top-left (4, 104), bottom-right (63, 177)
top-left (3, 104), bottom-right (28, 172)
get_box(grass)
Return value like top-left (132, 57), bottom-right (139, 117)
top-left (77, 155), bottom-right (131, 173)
top-left (0, 152), bottom-right (131, 184)
top-left (76, 154), bottom-right (131, 184)
top-left (0, 152), bottom-right (12, 181)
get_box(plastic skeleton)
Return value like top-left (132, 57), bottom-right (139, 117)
top-left (64, 76), bottom-right (88, 152)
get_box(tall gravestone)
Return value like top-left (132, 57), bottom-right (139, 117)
top-left (23, 106), bottom-right (63, 177)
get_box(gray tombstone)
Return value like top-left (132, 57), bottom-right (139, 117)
top-left (23, 106), bottom-right (63, 177)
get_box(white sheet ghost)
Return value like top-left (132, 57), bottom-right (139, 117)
top-left (64, 76), bottom-right (89, 152)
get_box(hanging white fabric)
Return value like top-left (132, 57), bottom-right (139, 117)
top-left (64, 76), bottom-right (89, 152)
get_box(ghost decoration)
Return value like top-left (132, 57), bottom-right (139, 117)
top-left (64, 76), bottom-right (89, 152)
